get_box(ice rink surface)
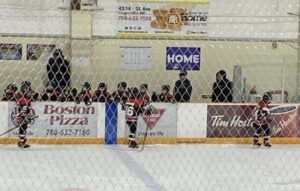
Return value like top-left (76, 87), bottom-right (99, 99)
top-left (1, 144), bottom-right (300, 191)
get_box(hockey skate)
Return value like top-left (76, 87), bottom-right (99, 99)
top-left (253, 139), bottom-right (261, 147)
top-left (18, 142), bottom-right (30, 149)
top-left (263, 141), bottom-right (272, 148)
top-left (128, 139), bottom-right (139, 148)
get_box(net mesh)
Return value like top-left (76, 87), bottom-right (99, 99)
top-left (0, 0), bottom-right (300, 190)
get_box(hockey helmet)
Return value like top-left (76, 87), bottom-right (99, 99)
top-left (131, 87), bottom-right (139, 98)
top-left (262, 92), bottom-right (272, 103)
top-left (82, 82), bottom-right (91, 91)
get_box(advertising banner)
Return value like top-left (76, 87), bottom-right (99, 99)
top-left (124, 103), bottom-right (177, 138)
top-left (0, 44), bottom-right (22, 60)
top-left (27, 44), bottom-right (55, 60)
top-left (166, 46), bottom-right (200, 70)
top-left (207, 104), bottom-right (300, 138)
top-left (8, 102), bottom-right (98, 137)
top-left (117, 0), bottom-right (209, 36)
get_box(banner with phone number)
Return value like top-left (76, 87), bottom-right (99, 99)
top-left (117, 0), bottom-right (209, 36)
top-left (8, 102), bottom-right (98, 137)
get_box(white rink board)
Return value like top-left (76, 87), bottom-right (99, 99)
top-left (0, 102), bottom-right (8, 138)
top-left (177, 103), bottom-right (207, 138)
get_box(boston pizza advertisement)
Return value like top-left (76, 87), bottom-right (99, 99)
top-left (8, 102), bottom-right (98, 137)
top-left (125, 103), bottom-right (177, 138)
top-left (117, 0), bottom-right (209, 36)
top-left (207, 104), bottom-right (300, 138)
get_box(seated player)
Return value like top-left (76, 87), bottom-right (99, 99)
top-left (139, 84), bottom-right (150, 104)
top-left (253, 92), bottom-right (272, 147)
top-left (92, 82), bottom-right (111, 102)
top-left (12, 97), bottom-right (37, 148)
top-left (111, 82), bottom-right (129, 105)
top-left (20, 81), bottom-right (39, 102)
top-left (125, 87), bottom-right (152, 148)
top-left (66, 88), bottom-right (78, 102)
top-left (2, 84), bottom-right (18, 101)
top-left (152, 85), bottom-right (174, 103)
top-left (41, 81), bottom-right (66, 102)
top-left (76, 82), bottom-right (93, 105)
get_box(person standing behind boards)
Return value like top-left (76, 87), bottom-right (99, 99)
top-left (212, 70), bottom-right (233, 103)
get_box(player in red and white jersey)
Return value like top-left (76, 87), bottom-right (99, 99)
top-left (253, 92), bottom-right (272, 147)
top-left (125, 87), bottom-right (151, 148)
top-left (12, 97), bottom-right (36, 148)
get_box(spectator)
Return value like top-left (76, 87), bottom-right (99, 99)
top-left (47, 49), bottom-right (70, 91)
top-left (41, 81), bottom-right (65, 102)
top-left (139, 84), bottom-right (150, 104)
top-left (20, 81), bottom-right (39, 102)
top-left (2, 84), bottom-right (18, 101)
top-left (152, 85), bottom-right (174, 103)
top-left (92, 82), bottom-right (111, 102)
top-left (173, 70), bottom-right (192, 102)
top-left (76, 82), bottom-right (93, 106)
top-left (112, 82), bottom-right (129, 104)
top-left (66, 88), bottom-right (78, 102)
top-left (212, 70), bottom-right (233, 103)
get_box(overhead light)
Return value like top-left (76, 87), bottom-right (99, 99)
top-left (287, 12), bottom-right (300, 16)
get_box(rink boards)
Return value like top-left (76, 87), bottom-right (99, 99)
top-left (0, 102), bottom-right (300, 144)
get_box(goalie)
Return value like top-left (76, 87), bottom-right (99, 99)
top-left (125, 87), bottom-right (153, 148)
top-left (12, 97), bottom-right (36, 148)
top-left (253, 92), bottom-right (272, 147)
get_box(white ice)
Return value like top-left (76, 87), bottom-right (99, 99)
top-left (1, 144), bottom-right (300, 191)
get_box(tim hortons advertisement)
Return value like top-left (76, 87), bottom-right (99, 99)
top-left (207, 104), bottom-right (300, 138)
top-left (117, 0), bottom-right (208, 36)
top-left (125, 103), bottom-right (177, 138)
top-left (8, 102), bottom-right (98, 137)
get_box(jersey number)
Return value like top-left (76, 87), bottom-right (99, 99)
top-left (126, 106), bottom-right (134, 116)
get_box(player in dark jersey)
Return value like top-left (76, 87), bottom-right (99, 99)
top-left (2, 84), bottom-right (18, 101)
top-left (93, 83), bottom-right (111, 102)
top-left (12, 97), bottom-right (36, 148)
top-left (112, 82), bottom-right (129, 105)
top-left (125, 87), bottom-right (152, 148)
top-left (20, 81), bottom-right (39, 102)
top-left (41, 81), bottom-right (66, 102)
top-left (139, 84), bottom-right (150, 104)
top-left (76, 82), bottom-right (93, 105)
top-left (253, 92), bottom-right (272, 147)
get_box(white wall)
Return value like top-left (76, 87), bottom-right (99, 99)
top-left (208, 0), bottom-right (299, 39)
top-left (0, 0), bottom-right (69, 35)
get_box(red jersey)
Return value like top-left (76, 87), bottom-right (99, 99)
top-left (125, 98), bottom-right (145, 122)
top-left (140, 93), bottom-right (150, 104)
top-left (253, 100), bottom-right (270, 125)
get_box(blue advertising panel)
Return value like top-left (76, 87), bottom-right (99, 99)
top-left (166, 47), bottom-right (201, 70)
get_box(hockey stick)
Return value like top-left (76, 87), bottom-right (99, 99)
top-left (139, 122), bottom-right (150, 152)
top-left (138, 104), bottom-right (156, 152)
top-left (0, 116), bottom-right (38, 137)
top-left (0, 126), bottom-right (20, 137)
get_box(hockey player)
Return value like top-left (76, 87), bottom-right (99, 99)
top-left (2, 84), bottom-right (18, 101)
top-left (41, 81), bottom-right (66, 102)
top-left (20, 81), bottom-right (39, 101)
top-left (112, 82), bottom-right (129, 105)
top-left (66, 88), bottom-right (78, 102)
top-left (125, 87), bottom-right (152, 148)
top-left (92, 83), bottom-right (111, 102)
top-left (12, 97), bottom-right (36, 148)
top-left (139, 84), bottom-right (150, 104)
top-left (76, 82), bottom-right (93, 106)
top-left (151, 85), bottom-right (174, 103)
top-left (253, 92), bottom-right (272, 147)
